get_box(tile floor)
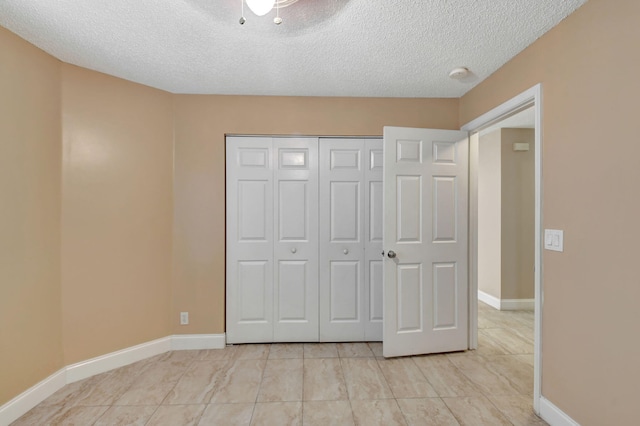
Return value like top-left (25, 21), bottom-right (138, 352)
top-left (12, 302), bottom-right (546, 425)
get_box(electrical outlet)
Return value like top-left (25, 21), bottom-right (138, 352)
top-left (180, 312), bottom-right (189, 325)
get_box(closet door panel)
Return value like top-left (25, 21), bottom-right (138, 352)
top-left (330, 260), bottom-right (360, 321)
top-left (226, 137), bottom-right (274, 343)
top-left (364, 138), bottom-right (384, 340)
top-left (320, 139), bottom-right (366, 341)
top-left (273, 138), bottom-right (319, 342)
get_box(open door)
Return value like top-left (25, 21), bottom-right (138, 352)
top-left (383, 127), bottom-right (469, 358)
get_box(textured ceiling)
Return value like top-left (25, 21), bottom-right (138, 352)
top-left (0, 0), bottom-right (587, 97)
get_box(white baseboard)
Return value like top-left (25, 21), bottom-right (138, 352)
top-left (478, 291), bottom-right (534, 311)
top-left (0, 333), bottom-right (226, 426)
top-left (501, 298), bottom-right (535, 310)
top-left (0, 369), bottom-right (66, 426)
top-left (171, 334), bottom-right (226, 350)
top-left (66, 336), bottom-right (171, 384)
top-left (540, 396), bottom-right (580, 426)
top-left (478, 290), bottom-right (501, 309)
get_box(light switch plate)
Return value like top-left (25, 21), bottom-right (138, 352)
top-left (544, 229), bottom-right (564, 252)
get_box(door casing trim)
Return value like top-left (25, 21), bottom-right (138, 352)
top-left (461, 83), bottom-right (543, 414)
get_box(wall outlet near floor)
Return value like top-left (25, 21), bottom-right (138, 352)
top-left (180, 312), bottom-right (189, 325)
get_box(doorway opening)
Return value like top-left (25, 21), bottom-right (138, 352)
top-left (462, 84), bottom-right (542, 414)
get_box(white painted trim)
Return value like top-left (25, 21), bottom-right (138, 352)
top-left (461, 85), bottom-right (541, 132)
top-left (0, 369), bottom-right (66, 426)
top-left (540, 396), bottom-right (580, 426)
top-left (66, 336), bottom-right (171, 384)
top-left (467, 132), bottom-right (479, 350)
top-left (501, 298), bottom-right (535, 310)
top-left (0, 334), bottom-right (227, 425)
top-left (478, 291), bottom-right (534, 311)
top-left (462, 83), bottom-right (543, 414)
top-left (171, 334), bottom-right (226, 350)
top-left (478, 290), bottom-right (501, 310)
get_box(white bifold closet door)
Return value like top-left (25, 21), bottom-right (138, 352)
top-left (319, 138), bottom-right (383, 341)
top-left (226, 136), bottom-right (319, 344)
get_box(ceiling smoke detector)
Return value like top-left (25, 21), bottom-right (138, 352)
top-left (449, 67), bottom-right (470, 80)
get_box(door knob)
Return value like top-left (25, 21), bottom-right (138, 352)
top-left (387, 250), bottom-right (396, 259)
top-left (291, 248), bottom-right (297, 254)
top-left (343, 249), bottom-right (349, 255)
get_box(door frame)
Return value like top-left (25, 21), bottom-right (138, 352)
top-left (461, 83), bottom-right (543, 414)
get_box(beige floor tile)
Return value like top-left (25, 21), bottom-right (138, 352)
top-left (508, 311), bottom-right (535, 329)
top-left (303, 400), bottom-right (355, 426)
top-left (480, 328), bottom-right (533, 354)
top-left (368, 342), bottom-right (383, 357)
top-left (512, 326), bottom-right (535, 344)
top-left (114, 360), bottom-right (188, 405)
top-left (250, 401), bottom-right (302, 426)
top-left (11, 405), bottom-right (67, 425)
top-left (514, 354), bottom-right (535, 367)
top-left (341, 358), bottom-right (394, 400)
top-left (447, 354), bottom-right (528, 396)
top-left (73, 367), bottom-right (141, 406)
top-left (478, 314), bottom-right (500, 329)
top-left (337, 342), bottom-right (375, 358)
top-left (412, 355), bottom-right (481, 397)
top-left (198, 403), bottom-right (254, 425)
top-left (397, 398), bottom-right (460, 426)
top-left (480, 310), bottom-right (525, 329)
top-left (482, 355), bottom-right (534, 395)
top-left (45, 406), bottom-right (109, 425)
top-left (478, 301), bottom-right (494, 310)
top-left (235, 344), bottom-right (271, 360)
top-left (488, 395), bottom-right (548, 425)
top-left (163, 360), bottom-right (231, 404)
top-left (257, 359), bottom-right (303, 402)
top-left (303, 358), bottom-right (348, 401)
top-left (443, 396), bottom-right (511, 426)
top-left (210, 359), bottom-right (266, 404)
top-left (350, 399), bottom-right (407, 426)
top-left (303, 343), bottom-right (338, 358)
top-left (93, 405), bottom-right (157, 426)
top-left (475, 331), bottom-right (512, 356)
top-left (268, 343), bottom-right (303, 359)
top-left (152, 350), bottom-right (204, 362)
top-left (41, 373), bottom-right (110, 407)
top-left (146, 404), bottom-right (206, 426)
top-left (199, 346), bottom-right (238, 361)
top-left (377, 357), bottom-right (438, 398)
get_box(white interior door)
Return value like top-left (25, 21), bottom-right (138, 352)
top-left (383, 127), bottom-right (469, 357)
top-left (226, 137), bottom-right (274, 343)
top-left (363, 139), bottom-right (384, 340)
top-left (273, 138), bottom-right (319, 342)
top-left (319, 138), bottom-right (384, 342)
top-left (319, 138), bottom-right (366, 341)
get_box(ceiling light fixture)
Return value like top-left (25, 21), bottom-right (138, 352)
top-left (240, 0), bottom-right (299, 25)
top-left (448, 67), bottom-right (470, 80)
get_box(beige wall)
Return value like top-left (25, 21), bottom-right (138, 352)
top-left (172, 95), bottom-right (460, 334)
top-left (500, 128), bottom-right (535, 300)
top-left (0, 28), bottom-right (64, 405)
top-left (477, 130), bottom-right (502, 299)
top-left (460, 0), bottom-right (640, 423)
top-left (61, 64), bottom-right (174, 364)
